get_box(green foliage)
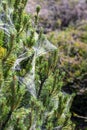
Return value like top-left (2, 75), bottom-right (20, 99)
top-left (0, 0), bottom-right (77, 130)
top-left (47, 27), bottom-right (87, 93)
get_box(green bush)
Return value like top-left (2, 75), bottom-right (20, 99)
top-left (0, 0), bottom-right (76, 130)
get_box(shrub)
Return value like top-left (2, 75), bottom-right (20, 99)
top-left (0, 0), bottom-right (75, 130)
